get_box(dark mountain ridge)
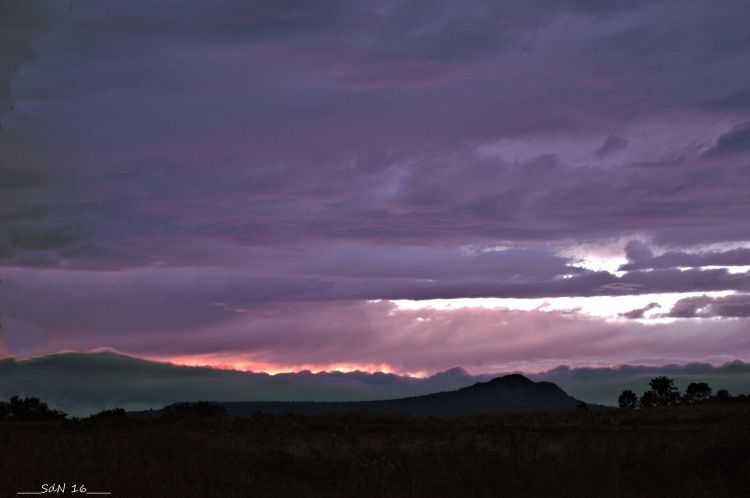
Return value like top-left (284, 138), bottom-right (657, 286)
top-left (198, 374), bottom-right (588, 416)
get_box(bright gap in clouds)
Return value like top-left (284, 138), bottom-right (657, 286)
top-left (391, 291), bottom-right (735, 322)
top-left (699, 266), bottom-right (750, 274)
top-left (154, 354), bottom-right (425, 376)
top-left (560, 240), bottom-right (750, 276)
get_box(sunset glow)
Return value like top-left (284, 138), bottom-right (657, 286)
top-left (151, 353), bottom-right (427, 377)
top-left (2, 0), bottom-right (750, 376)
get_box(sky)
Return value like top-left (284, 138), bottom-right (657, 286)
top-left (1, 0), bottom-right (750, 376)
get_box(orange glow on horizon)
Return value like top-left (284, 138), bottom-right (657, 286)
top-left (145, 353), bottom-right (430, 378)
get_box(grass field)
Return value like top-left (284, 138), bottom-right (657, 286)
top-left (1, 403), bottom-right (748, 497)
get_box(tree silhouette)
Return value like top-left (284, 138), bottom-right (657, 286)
top-left (164, 401), bottom-right (227, 418)
top-left (618, 390), bottom-right (638, 409)
top-left (649, 376), bottom-right (680, 406)
top-left (87, 408), bottom-right (127, 422)
top-left (639, 390), bottom-right (658, 409)
top-left (683, 382), bottom-right (712, 405)
top-left (715, 389), bottom-right (730, 401)
top-left (1, 396), bottom-right (67, 421)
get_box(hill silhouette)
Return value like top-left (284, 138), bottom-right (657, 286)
top-left (206, 374), bottom-right (586, 416)
top-left (1, 351), bottom-right (494, 416)
top-left (5, 351), bottom-right (750, 415)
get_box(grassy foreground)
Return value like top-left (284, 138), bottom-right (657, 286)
top-left (1, 403), bottom-right (749, 497)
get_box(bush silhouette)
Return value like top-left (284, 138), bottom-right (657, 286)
top-left (618, 390), bottom-right (638, 409)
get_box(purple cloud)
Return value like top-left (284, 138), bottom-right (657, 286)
top-left (619, 302), bottom-right (661, 319)
top-left (704, 123), bottom-right (750, 157)
top-left (620, 241), bottom-right (750, 271)
top-left (2, 0), bottom-right (750, 371)
top-left (668, 294), bottom-right (750, 318)
top-left (5, 294), bottom-right (750, 374)
top-left (595, 136), bottom-right (628, 158)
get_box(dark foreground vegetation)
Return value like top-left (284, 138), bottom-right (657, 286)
top-left (1, 401), bottom-right (749, 497)
top-left (618, 376), bottom-right (748, 409)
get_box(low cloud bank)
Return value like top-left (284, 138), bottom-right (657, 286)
top-left (2, 352), bottom-right (749, 416)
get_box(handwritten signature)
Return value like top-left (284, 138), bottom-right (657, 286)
top-left (17, 483), bottom-right (110, 495)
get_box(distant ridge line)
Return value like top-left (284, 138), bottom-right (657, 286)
top-left (149, 374), bottom-right (601, 417)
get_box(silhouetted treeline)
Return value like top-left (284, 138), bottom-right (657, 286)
top-left (618, 377), bottom-right (749, 409)
top-left (86, 407), bottom-right (128, 422)
top-left (163, 401), bottom-right (227, 418)
top-left (0, 396), bottom-right (67, 422)
top-left (0, 397), bottom-right (232, 424)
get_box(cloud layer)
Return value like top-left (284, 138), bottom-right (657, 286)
top-left (1, 0), bottom-right (750, 371)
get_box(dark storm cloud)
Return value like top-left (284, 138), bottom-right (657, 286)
top-left (2, 0), bottom-right (750, 269)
